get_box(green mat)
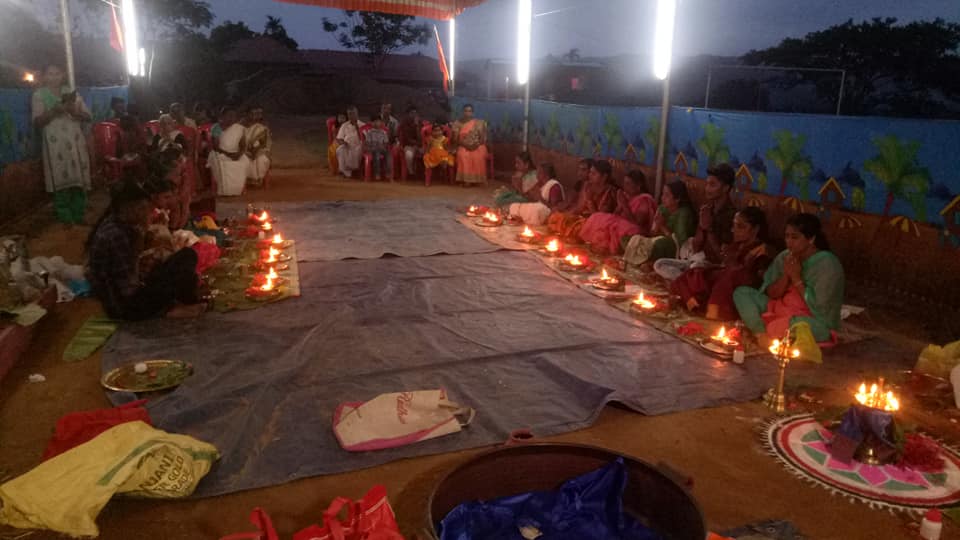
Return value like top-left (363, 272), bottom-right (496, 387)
top-left (206, 239), bottom-right (301, 313)
top-left (62, 316), bottom-right (119, 362)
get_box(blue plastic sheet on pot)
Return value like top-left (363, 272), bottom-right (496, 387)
top-left (439, 458), bottom-right (662, 540)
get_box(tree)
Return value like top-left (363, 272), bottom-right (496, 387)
top-left (210, 20), bottom-right (256, 52)
top-left (766, 131), bottom-right (812, 198)
top-left (80, 0), bottom-right (214, 40)
top-left (863, 135), bottom-right (931, 219)
top-left (601, 113), bottom-right (624, 157)
top-left (563, 48), bottom-right (581, 62)
top-left (743, 18), bottom-right (960, 117)
top-left (264, 15), bottom-right (298, 50)
top-left (644, 118), bottom-right (667, 168)
top-left (696, 122), bottom-right (730, 168)
top-left (322, 11), bottom-right (430, 71)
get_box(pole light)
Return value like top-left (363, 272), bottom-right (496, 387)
top-left (122, 0), bottom-right (139, 76)
top-left (516, 0), bottom-right (532, 85)
top-left (449, 18), bottom-right (456, 94)
top-left (653, 0), bottom-right (676, 81)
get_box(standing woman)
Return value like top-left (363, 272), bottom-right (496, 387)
top-left (32, 65), bottom-right (91, 225)
top-left (451, 104), bottom-right (489, 186)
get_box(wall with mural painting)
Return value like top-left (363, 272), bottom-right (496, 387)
top-left (0, 86), bottom-right (128, 221)
top-left (455, 97), bottom-right (960, 312)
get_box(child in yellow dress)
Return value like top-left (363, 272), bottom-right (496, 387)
top-left (423, 124), bottom-right (455, 170)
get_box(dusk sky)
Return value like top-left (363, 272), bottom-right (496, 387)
top-left (205, 0), bottom-right (960, 60)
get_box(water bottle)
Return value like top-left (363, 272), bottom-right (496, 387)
top-left (920, 508), bottom-right (942, 540)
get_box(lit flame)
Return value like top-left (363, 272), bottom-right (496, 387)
top-left (259, 277), bottom-right (274, 292)
top-left (23, 72), bottom-right (34, 83)
top-left (854, 382), bottom-right (900, 412)
top-left (545, 239), bottom-right (560, 253)
top-left (468, 205), bottom-right (478, 213)
top-left (265, 253), bottom-right (278, 263)
top-left (267, 267), bottom-right (278, 280)
top-left (768, 339), bottom-right (800, 359)
top-left (712, 325), bottom-right (735, 346)
top-left (262, 222), bottom-right (273, 231)
top-left (256, 211), bottom-right (269, 222)
top-left (483, 211), bottom-right (500, 222)
top-left (564, 254), bottom-right (584, 266)
top-left (271, 233), bottom-right (284, 244)
top-left (269, 247), bottom-right (280, 258)
top-left (633, 291), bottom-right (656, 310)
top-left (521, 226), bottom-right (534, 238)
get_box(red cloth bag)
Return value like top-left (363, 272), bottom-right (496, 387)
top-left (42, 400), bottom-right (151, 461)
top-left (293, 485), bottom-right (404, 540)
top-left (219, 508), bottom-right (279, 540)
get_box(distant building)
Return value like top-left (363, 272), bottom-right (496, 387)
top-left (460, 58), bottom-right (615, 102)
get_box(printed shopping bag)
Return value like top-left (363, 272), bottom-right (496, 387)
top-left (293, 485), bottom-right (404, 540)
top-left (333, 389), bottom-right (474, 452)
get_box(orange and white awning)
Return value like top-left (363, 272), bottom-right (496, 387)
top-left (274, 0), bottom-right (487, 20)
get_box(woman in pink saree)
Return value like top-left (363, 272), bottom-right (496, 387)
top-left (451, 104), bottom-right (488, 185)
top-left (579, 170), bottom-right (656, 255)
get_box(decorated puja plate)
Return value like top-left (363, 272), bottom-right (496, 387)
top-left (515, 233), bottom-right (543, 244)
top-left (475, 219), bottom-right (503, 228)
top-left (465, 206), bottom-right (489, 217)
top-left (590, 277), bottom-right (626, 291)
top-left (101, 359), bottom-right (193, 392)
top-left (245, 287), bottom-right (282, 301)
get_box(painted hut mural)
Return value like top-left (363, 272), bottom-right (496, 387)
top-left (941, 195), bottom-right (960, 248)
top-left (766, 130), bottom-right (812, 199)
top-left (864, 135), bottom-right (931, 220)
top-left (837, 162), bottom-right (866, 212)
top-left (601, 113), bottom-right (624, 158)
top-left (682, 142), bottom-right (699, 176)
top-left (673, 152), bottom-right (690, 175)
top-left (696, 122), bottom-right (730, 169)
top-left (746, 151), bottom-right (768, 192)
top-left (735, 163), bottom-right (753, 195)
top-left (818, 177), bottom-right (845, 206)
top-left (781, 196), bottom-right (805, 214)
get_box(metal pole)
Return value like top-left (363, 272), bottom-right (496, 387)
top-left (449, 18), bottom-right (456, 97)
top-left (835, 69), bottom-right (846, 116)
top-left (522, 80), bottom-right (531, 151)
top-left (654, 75), bottom-right (671, 200)
top-left (60, 0), bottom-right (76, 89)
top-left (704, 67), bottom-right (712, 108)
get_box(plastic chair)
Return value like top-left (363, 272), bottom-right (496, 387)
top-left (144, 119), bottom-right (161, 139)
top-left (326, 117), bottom-right (338, 144)
top-left (421, 123), bottom-right (454, 187)
top-left (93, 122), bottom-right (140, 183)
top-left (360, 124), bottom-right (393, 182)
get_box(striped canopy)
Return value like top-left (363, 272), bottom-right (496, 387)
top-left (274, 0), bottom-right (488, 20)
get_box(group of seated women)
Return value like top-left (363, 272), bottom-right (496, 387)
top-left (500, 155), bottom-right (845, 349)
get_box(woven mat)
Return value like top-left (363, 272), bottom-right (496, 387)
top-left (763, 414), bottom-right (960, 512)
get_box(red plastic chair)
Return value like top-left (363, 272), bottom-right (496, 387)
top-left (421, 123), bottom-right (454, 187)
top-left (361, 124), bottom-right (393, 182)
top-left (144, 119), bottom-right (161, 139)
top-left (326, 117), bottom-right (338, 144)
top-left (92, 122), bottom-right (140, 183)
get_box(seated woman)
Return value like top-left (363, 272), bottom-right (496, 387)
top-left (733, 213), bottom-right (844, 347)
top-left (150, 114), bottom-right (188, 155)
top-left (423, 122), bottom-right (455, 172)
top-left (86, 181), bottom-right (203, 321)
top-left (507, 162), bottom-right (565, 225)
top-left (494, 151), bottom-right (538, 207)
top-left (622, 180), bottom-right (695, 267)
top-left (671, 207), bottom-right (772, 320)
top-left (452, 104), bottom-right (489, 186)
top-left (547, 160), bottom-right (620, 242)
top-left (579, 169), bottom-right (656, 255)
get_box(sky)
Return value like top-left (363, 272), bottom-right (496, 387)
top-left (203, 0), bottom-right (960, 60)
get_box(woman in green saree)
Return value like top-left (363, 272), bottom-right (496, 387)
top-left (622, 180), bottom-right (695, 266)
top-left (733, 213), bottom-right (844, 347)
top-left (32, 65), bottom-right (91, 225)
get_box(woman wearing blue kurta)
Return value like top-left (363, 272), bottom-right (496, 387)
top-left (733, 213), bottom-right (844, 347)
top-left (32, 65), bottom-right (92, 225)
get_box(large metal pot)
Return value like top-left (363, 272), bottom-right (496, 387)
top-left (427, 443), bottom-right (706, 540)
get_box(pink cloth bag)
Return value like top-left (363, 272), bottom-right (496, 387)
top-left (333, 389), bottom-right (474, 452)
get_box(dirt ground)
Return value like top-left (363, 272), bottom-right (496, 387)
top-left (1, 115), bottom-right (957, 540)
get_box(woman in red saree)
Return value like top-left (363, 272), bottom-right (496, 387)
top-left (579, 169), bottom-right (656, 255)
top-left (451, 104), bottom-right (488, 185)
top-left (547, 160), bottom-right (619, 242)
top-left (671, 207), bottom-right (772, 321)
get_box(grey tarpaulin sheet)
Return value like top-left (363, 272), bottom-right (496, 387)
top-left (220, 199), bottom-right (499, 261)
top-left (102, 251), bottom-right (777, 497)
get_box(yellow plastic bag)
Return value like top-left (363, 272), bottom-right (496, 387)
top-left (0, 421), bottom-right (218, 537)
top-left (915, 340), bottom-right (960, 379)
top-left (790, 321), bottom-right (823, 364)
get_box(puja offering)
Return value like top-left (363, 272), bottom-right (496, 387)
top-left (631, 291), bottom-right (658, 311)
top-left (252, 268), bottom-right (286, 287)
top-left (101, 359), bottom-right (193, 393)
top-left (465, 205), bottom-right (488, 217)
top-left (560, 253), bottom-right (591, 272)
top-left (516, 226), bottom-right (542, 244)
top-left (245, 276), bottom-right (281, 300)
top-left (543, 238), bottom-right (562, 256)
top-left (260, 247), bottom-right (292, 263)
top-left (591, 268), bottom-right (625, 291)
top-left (709, 325), bottom-right (739, 348)
top-left (819, 378), bottom-right (906, 465)
top-left (476, 211), bottom-right (502, 227)
top-left (261, 221), bottom-right (273, 232)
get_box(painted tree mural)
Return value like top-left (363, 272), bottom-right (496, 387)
top-left (766, 130), bottom-right (813, 199)
top-left (682, 142), bottom-right (699, 176)
top-left (575, 115), bottom-right (594, 157)
top-left (696, 122), bottom-right (731, 168)
top-left (544, 111), bottom-right (562, 150)
top-left (863, 135), bottom-right (931, 220)
top-left (747, 151), bottom-right (768, 192)
top-left (644, 118), bottom-right (665, 167)
top-left (601, 113), bottom-right (624, 158)
top-left (838, 161), bottom-right (867, 211)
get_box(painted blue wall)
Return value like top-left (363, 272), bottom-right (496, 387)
top-left (452, 97), bottom-right (960, 224)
